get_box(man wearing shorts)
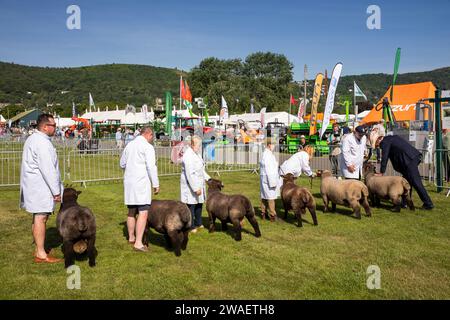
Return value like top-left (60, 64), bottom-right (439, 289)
top-left (120, 127), bottom-right (159, 252)
top-left (20, 114), bottom-right (63, 263)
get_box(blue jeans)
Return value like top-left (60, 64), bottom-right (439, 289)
top-left (188, 203), bottom-right (203, 228)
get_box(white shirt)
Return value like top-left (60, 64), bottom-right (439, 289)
top-left (120, 136), bottom-right (159, 205)
top-left (260, 148), bottom-right (281, 199)
top-left (20, 131), bottom-right (62, 213)
top-left (339, 133), bottom-right (367, 179)
top-left (180, 146), bottom-right (211, 204)
top-left (279, 151), bottom-right (313, 177)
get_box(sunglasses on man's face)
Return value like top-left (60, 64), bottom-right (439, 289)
top-left (46, 123), bottom-right (56, 127)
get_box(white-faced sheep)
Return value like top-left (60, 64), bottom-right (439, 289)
top-left (363, 162), bottom-right (415, 212)
top-left (57, 188), bottom-right (97, 268)
top-left (319, 170), bottom-right (371, 219)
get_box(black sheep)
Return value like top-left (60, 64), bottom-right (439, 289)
top-left (206, 179), bottom-right (261, 241)
top-left (140, 200), bottom-right (191, 256)
top-left (57, 188), bottom-right (97, 268)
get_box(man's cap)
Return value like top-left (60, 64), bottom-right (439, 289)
top-left (355, 125), bottom-right (366, 134)
top-left (300, 135), bottom-right (306, 139)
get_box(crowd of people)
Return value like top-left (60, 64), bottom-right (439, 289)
top-left (18, 113), bottom-right (443, 262)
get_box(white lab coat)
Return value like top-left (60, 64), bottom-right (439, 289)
top-left (180, 146), bottom-right (211, 204)
top-left (260, 148), bottom-right (281, 200)
top-left (279, 151), bottom-right (313, 177)
top-left (20, 131), bottom-right (62, 213)
top-left (339, 134), bottom-right (367, 179)
top-left (120, 136), bottom-right (159, 205)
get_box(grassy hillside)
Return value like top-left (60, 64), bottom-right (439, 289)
top-left (0, 61), bottom-right (448, 117)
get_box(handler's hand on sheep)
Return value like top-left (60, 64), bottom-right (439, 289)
top-left (374, 173), bottom-right (383, 177)
top-left (53, 194), bottom-right (61, 202)
top-left (347, 164), bottom-right (356, 173)
top-left (195, 189), bottom-right (202, 196)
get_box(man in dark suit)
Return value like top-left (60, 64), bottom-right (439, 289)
top-left (375, 135), bottom-right (434, 210)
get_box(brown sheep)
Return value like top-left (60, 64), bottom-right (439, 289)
top-left (280, 174), bottom-right (318, 227)
top-left (320, 170), bottom-right (371, 219)
top-left (57, 188), bottom-right (97, 268)
top-left (363, 162), bottom-right (415, 212)
top-left (206, 179), bottom-right (261, 241)
top-left (140, 200), bottom-right (191, 257)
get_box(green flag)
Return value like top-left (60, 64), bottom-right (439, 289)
top-left (390, 48), bottom-right (401, 103)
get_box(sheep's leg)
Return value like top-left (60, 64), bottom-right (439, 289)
top-left (63, 240), bottom-right (75, 268)
top-left (221, 220), bottom-right (228, 231)
top-left (208, 213), bottom-right (216, 233)
top-left (331, 202), bottom-right (336, 213)
top-left (350, 201), bottom-right (362, 219)
top-left (404, 194), bottom-right (415, 211)
top-left (181, 230), bottom-right (189, 250)
top-left (392, 196), bottom-right (402, 212)
top-left (322, 195), bottom-right (329, 213)
top-left (283, 201), bottom-right (289, 220)
top-left (361, 197), bottom-right (372, 217)
top-left (164, 234), bottom-right (173, 248)
top-left (309, 206), bottom-right (318, 226)
top-left (231, 218), bottom-right (242, 241)
top-left (168, 231), bottom-right (182, 257)
top-left (246, 214), bottom-right (261, 238)
top-left (296, 208), bottom-right (303, 228)
top-left (87, 235), bottom-right (96, 267)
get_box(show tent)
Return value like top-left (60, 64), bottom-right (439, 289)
top-left (361, 82), bottom-right (436, 124)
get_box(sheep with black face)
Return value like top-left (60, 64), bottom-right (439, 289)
top-left (206, 179), bottom-right (261, 241)
top-left (57, 188), bottom-right (97, 268)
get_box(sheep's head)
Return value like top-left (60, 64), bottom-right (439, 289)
top-left (320, 170), bottom-right (332, 179)
top-left (282, 173), bottom-right (296, 184)
top-left (363, 162), bottom-right (376, 176)
top-left (63, 188), bottom-right (82, 203)
top-left (207, 178), bottom-right (224, 191)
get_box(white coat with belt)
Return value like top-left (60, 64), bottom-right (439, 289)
top-left (339, 134), bottom-right (367, 179)
top-left (180, 146), bottom-right (211, 204)
top-left (20, 131), bottom-right (62, 213)
top-left (120, 136), bottom-right (159, 205)
top-left (279, 151), bottom-right (313, 177)
top-left (260, 148), bottom-right (281, 200)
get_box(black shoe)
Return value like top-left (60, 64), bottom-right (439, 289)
top-left (421, 204), bottom-right (434, 210)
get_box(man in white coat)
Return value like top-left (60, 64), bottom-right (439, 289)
top-left (20, 114), bottom-right (63, 263)
top-left (339, 125), bottom-right (367, 180)
top-left (260, 139), bottom-right (280, 221)
top-left (279, 145), bottom-right (315, 178)
top-left (120, 127), bottom-right (159, 252)
top-left (180, 135), bottom-right (211, 233)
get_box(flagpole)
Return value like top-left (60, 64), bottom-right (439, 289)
top-left (289, 94), bottom-right (291, 125)
top-left (179, 76), bottom-right (182, 111)
top-left (353, 81), bottom-right (356, 126)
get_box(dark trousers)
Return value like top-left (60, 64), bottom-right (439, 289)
top-left (401, 157), bottom-right (433, 207)
top-left (329, 155), bottom-right (339, 175)
top-left (188, 203), bottom-right (203, 228)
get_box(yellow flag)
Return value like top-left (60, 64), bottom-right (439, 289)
top-left (309, 73), bottom-right (324, 136)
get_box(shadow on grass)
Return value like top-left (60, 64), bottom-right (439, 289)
top-left (44, 227), bottom-right (63, 253)
top-left (200, 216), bottom-right (258, 241)
top-left (119, 221), bottom-right (172, 253)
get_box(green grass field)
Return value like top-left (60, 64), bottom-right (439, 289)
top-left (0, 171), bottom-right (449, 299)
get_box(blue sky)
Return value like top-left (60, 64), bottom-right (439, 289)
top-left (0, 0), bottom-right (449, 80)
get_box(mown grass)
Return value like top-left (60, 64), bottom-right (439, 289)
top-left (0, 171), bottom-right (449, 299)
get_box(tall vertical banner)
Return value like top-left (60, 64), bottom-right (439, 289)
top-left (165, 91), bottom-right (172, 135)
top-left (72, 101), bottom-right (76, 118)
top-left (89, 93), bottom-right (95, 112)
top-left (320, 63), bottom-right (343, 139)
top-left (390, 48), bottom-right (401, 103)
top-left (297, 98), bottom-right (308, 119)
top-left (260, 107), bottom-right (266, 128)
top-left (309, 73), bottom-right (324, 136)
top-left (220, 96), bottom-right (229, 122)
